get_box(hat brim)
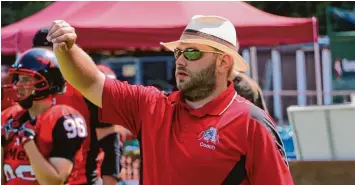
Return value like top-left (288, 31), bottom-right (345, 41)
top-left (160, 39), bottom-right (249, 72)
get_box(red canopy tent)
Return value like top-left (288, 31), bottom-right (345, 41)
top-left (1, 1), bottom-right (317, 54)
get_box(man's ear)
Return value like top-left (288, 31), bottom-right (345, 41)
top-left (219, 55), bottom-right (233, 71)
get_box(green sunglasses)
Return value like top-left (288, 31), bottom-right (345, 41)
top-left (173, 48), bottom-right (224, 61)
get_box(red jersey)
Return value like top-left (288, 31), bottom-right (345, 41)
top-left (99, 78), bottom-right (293, 185)
top-left (2, 104), bottom-right (87, 185)
top-left (55, 83), bottom-right (102, 184)
top-left (1, 104), bottom-right (23, 123)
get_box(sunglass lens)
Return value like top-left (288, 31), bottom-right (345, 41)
top-left (184, 50), bottom-right (201, 61)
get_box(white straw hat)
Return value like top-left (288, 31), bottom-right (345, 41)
top-left (160, 15), bottom-right (249, 72)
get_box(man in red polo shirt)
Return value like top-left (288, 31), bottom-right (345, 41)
top-left (47, 15), bottom-right (293, 185)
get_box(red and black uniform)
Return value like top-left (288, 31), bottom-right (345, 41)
top-left (99, 78), bottom-right (293, 185)
top-left (55, 83), bottom-right (101, 185)
top-left (56, 83), bottom-right (121, 185)
top-left (2, 104), bottom-right (87, 185)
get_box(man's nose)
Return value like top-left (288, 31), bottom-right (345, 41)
top-left (175, 54), bottom-right (187, 67)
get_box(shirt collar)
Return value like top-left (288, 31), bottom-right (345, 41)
top-left (169, 81), bottom-right (236, 118)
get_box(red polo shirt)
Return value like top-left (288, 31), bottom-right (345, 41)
top-left (99, 78), bottom-right (293, 185)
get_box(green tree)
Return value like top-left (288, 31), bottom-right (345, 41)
top-left (247, 1), bottom-right (354, 35)
top-left (1, 1), bottom-right (52, 27)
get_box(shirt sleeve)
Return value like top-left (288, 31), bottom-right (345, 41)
top-left (98, 77), bottom-right (163, 137)
top-left (49, 114), bottom-right (87, 162)
top-left (245, 106), bottom-right (294, 185)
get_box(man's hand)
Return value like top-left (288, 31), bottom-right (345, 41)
top-left (47, 20), bottom-right (77, 52)
top-left (18, 119), bottom-right (38, 146)
top-left (1, 118), bottom-right (21, 147)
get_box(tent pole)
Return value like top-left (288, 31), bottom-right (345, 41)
top-left (242, 49), bottom-right (251, 77)
top-left (322, 49), bottom-right (332, 105)
top-left (271, 49), bottom-right (283, 125)
top-left (312, 17), bottom-right (323, 105)
top-left (296, 50), bottom-right (307, 105)
top-left (314, 42), bottom-right (323, 105)
top-left (250, 46), bottom-right (258, 84)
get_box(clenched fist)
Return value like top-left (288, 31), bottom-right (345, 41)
top-left (47, 20), bottom-right (77, 51)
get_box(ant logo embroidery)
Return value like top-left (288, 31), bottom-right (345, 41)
top-left (198, 127), bottom-right (219, 150)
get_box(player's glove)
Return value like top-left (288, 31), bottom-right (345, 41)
top-left (18, 119), bottom-right (38, 146)
top-left (1, 118), bottom-right (21, 147)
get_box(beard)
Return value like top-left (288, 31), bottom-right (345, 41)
top-left (177, 62), bottom-right (217, 102)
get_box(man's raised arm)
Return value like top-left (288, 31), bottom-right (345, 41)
top-left (47, 20), bottom-right (105, 107)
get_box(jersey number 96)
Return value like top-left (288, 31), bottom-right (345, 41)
top-left (63, 117), bottom-right (87, 139)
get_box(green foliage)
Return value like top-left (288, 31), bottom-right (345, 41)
top-left (1, 1), bottom-right (52, 27)
top-left (247, 1), bottom-right (354, 35)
